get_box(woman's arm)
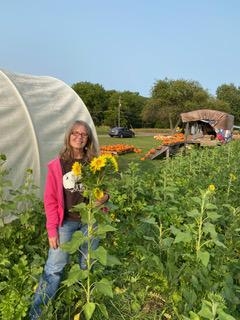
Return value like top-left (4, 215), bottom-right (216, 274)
top-left (44, 163), bottom-right (61, 242)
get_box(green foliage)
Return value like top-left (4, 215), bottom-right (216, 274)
top-left (115, 91), bottom-right (147, 128)
top-left (72, 81), bottom-right (107, 126)
top-left (71, 82), bottom-right (147, 128)
top-left (71, 79), bottom-right (239, 129)
top-left (106, 141), bottom-right (240, 318)
top-left (2, 140), bottom-right (240, 319)
top-left (70, 78), bottom-right (240, 131)
top-left (99, 90), bottom-right (147, 128)
top-left (61, 154), bottom-right (120, 319)
top-left (142, 78), bottom-right (211, 128)
top-left (216, 83), bottom-right (240, 124)
top-left (0, 155), bottom-right (45, 320)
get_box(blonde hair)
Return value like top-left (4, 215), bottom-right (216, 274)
top-left (59, 120), bottom-right (98, 162)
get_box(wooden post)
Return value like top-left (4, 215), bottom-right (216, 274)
top-left (166, 147), bottom-right (170, 157)
top-left (183, 122), bottom-right (189, 153)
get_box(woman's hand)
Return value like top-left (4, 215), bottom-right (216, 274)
top-left (96, 193), bottom-right (110, 206)
top-left (48, 235), bottom-right (59, 249)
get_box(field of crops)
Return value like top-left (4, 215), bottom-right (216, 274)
top-left (1, 137), bottom-right (240, 319)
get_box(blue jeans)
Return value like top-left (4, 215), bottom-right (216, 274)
top-left (29, 220), bottom-right (99, 319)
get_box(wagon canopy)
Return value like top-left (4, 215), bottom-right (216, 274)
top-left (180, 109), bottom-right (234, 130)
top-left (0, 69), bottom-right (98, 195)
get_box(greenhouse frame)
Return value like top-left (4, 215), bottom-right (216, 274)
top-left (0, 69), bottom-right (98, 195)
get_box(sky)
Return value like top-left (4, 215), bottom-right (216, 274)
top-left (1, 0), bottom-right (240, 97)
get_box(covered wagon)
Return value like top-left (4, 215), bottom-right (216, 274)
top-left (149, 109), bottom-right (234, 160)
top-left (180, 109), bottom-right (234, 144)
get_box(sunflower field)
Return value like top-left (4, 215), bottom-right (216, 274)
top-left (1, 140), bottom-right (240, 319)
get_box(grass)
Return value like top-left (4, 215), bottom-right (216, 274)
top-left (98, 136), bottom-right (161, 154)
top-left (98, 134), bottom-right (166, 171)
top-left (96, 127), bottom-right (175, 171)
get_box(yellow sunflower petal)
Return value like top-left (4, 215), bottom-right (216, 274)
top-left (72, 162), bottom-right (82, 176)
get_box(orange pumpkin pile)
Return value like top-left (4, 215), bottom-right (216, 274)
top-left (100, 144), bottom-right (142, 155)
top-left (153, 133), bottom-right (185, 145)
top-left (141, 133), bottom-right (185, 160)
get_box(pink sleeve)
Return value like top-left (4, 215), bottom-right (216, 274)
top-left (44, 163), bottom-right (60, 237)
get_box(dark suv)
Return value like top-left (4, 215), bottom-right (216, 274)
top-left (109, 127), bottom-right (135, 138)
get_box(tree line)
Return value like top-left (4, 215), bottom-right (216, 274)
top-left (72, 79), bottom-right (240, 128)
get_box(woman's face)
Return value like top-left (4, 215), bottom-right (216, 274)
top-left (69, 124), bottom-right (88, 150)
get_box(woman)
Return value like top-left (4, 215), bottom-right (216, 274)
top-left (29, 120), bottom-right (109, 319)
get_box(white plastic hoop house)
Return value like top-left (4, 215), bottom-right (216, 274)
top-left (0, 69), bottom-right (98, 195)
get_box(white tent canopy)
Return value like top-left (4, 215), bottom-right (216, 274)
top-left (0, 69), bottom-right (98, 195)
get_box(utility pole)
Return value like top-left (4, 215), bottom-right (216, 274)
top-left (118, 96), bottom-right (121, 127)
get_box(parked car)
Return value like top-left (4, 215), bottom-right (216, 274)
top-left (108, 126), bottom-right (135, 138)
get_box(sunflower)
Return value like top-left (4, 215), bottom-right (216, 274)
top-left (90, 155), bottom-right (107, 174)
top-left (72, 161), bottom-right (82, 177)
top-left (229, 173), bottom-right (237, 181)
top-left (208, 184), bottom-right (215, 192)
top-left (93, 187), bottom-right (104, 200)
top-left (102, 154), bottom-right (119, 172)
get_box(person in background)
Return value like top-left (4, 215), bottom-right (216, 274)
top-left (29, 120), bottom-right (109, 319)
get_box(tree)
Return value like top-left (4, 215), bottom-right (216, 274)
top-left (103, 90), bottom-right (120, 127)
top-left (207, 96), bottom-right (231, 114)
top-left (72, 82), bottom-right (107, 126)
top-left (142, 79), bottom-right (214, 128)
top-left (119, 91), bottom-right (147, 128)
top-left (216, 84), bottom-right (240, 124)
top-left (141, 100), bottom-right (164, 128)
top-left (104, 90), bottom-right (147, 128)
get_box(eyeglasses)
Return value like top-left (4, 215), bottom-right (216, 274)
top-left (71, 131), bottom-right (88, 138)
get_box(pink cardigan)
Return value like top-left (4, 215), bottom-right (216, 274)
top-left (44, 158), bottom-right (64, 237)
